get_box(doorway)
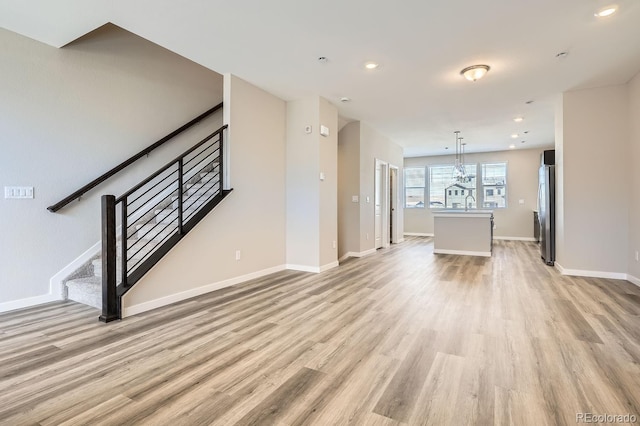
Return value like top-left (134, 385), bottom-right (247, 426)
top-left (375, 160), bottom-right (399, 249)
top-left (389, 166), bottom-right (399, 244)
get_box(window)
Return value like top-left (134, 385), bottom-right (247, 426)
top-left (482, 162), bottom-right (507, 208)
top-left (428, 164), bottom-right (477, 209)
top-left (404, 167), bottom-right (425, 208)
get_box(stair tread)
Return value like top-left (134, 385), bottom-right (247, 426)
top-left (67, 275), bottom-right (101, 286)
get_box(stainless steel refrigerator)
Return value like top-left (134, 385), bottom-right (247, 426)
top-left (538, 150), bottom-right (555, 265)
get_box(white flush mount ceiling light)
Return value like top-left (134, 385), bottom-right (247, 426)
top-left (509, 144), bottom-right (516, 149)
top-left (511, 133), bottom-right (519, 138)
top-left (460, 64), bottom-right (490, 82)
top-left (513, 116), bottom-right (524, 122)
top-left (364, 62), bottom-right (379, 70)
top-left (595, 5), bottom-right (618, 17)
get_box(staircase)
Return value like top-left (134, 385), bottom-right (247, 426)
top-left (65, 165), bottom-right (224, 310)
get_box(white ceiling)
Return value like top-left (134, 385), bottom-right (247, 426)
top-left (2, 0), bottom-right (640, 157)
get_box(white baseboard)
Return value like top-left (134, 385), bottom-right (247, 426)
top-left (285, 261), bottom-right (340, 274)
top-left (338, 248), bottom-right (378, 262)
top-left (628, 274), bottom-right (640, 287)
top-left (320, 261), bottom-right (339, 272)
top-left (493, 236), bottom-right (537, 242)
top-left (122, 264), bottom-right (286, 317)
top-left (50, 239), bottom-right (102, 300)
top-left (0, 293), bottom-right (60, 313)
top-left (434, 248), bottom-right (491, 257)
top-left (404, 232), bottom-right (434, 237)
top-left (286, 264), bottom-right (320, 273)
top-left (555, 262), bottom-right (628, 280)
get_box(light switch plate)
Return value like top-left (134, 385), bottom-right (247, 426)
top-left (352, 195), bottom-right (359, 203)
top-left (320, 125), bottom-right (329, 137)
top-left (5, 186), bottom-right (34, 199)
top-left (519, 199), bottom-right (525, 205)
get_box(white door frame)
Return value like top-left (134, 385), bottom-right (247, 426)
top-left (375, 159), bottom-right (389, 249)
top-left (389, 164), bottom-right (400, 244)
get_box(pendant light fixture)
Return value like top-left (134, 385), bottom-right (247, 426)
top-left (452, 131), bottom-right (471, 184)
top-left (453, 131), bottom-right (469, 183)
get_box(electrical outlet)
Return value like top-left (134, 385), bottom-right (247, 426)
top-left (332, 240), bottom-right (336, 249)
top-left (235, 250), bottom-right (241, 261)
top-left (366, 233), bottom-right (369, 240)
top-left (636, 250), bottom-right (639, 262)
top-left (493, 224), bottom-right (497, 230)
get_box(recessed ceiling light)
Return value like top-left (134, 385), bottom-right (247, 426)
top-left (521, 140), bottom-right (526, 144)
top-left (340, 97), bottom-right (351, 103)
top-left (513, 116), bottom-right (524, 122)
top-left (460, 65), bottom-right (490, 82)
top-left (525, 100), bottom-right (534, 105)
top-left (524, 130), bottom-right (529, 134)
top-left (511, 133), bottom-right (519, 138)
top-left (317, 56), bottom-right (328, 63)
top-left (595, 6), bottom-right (617, 17)
top-left (365, 62), bottom-right (379, 70)
top-left (556, 51), bottom-right (569, 59)
top-left (509, 144), bottom-right (516, 149)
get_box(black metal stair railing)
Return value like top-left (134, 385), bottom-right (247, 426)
top-left (48, 102), bottom-right (223, 213)
top-left (99, 125), bottom-right (230, 322)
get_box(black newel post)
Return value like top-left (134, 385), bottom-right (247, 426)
top-left (99, 195), bottom-right (119, 322)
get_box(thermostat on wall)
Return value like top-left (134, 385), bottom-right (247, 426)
top-left (320, 125), bottom-right (329, 137)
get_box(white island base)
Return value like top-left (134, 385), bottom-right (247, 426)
top-left (433, 210), bottom-right (494, 257)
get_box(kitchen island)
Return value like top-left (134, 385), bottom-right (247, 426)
top-left (432, 210), bottom-right (494, 257)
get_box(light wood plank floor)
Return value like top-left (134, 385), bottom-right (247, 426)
top-left (2, 237), bottom-right (640, 425)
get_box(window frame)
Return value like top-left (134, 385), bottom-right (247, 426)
top-left (427, 163), bottom-right (478, 210)
top-left (480, 162), bottom-right (508, 209)
top-left (404, 166), bottom-right (426, 209)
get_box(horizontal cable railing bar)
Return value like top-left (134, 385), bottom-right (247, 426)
top-left (182, 174), bottom-right (217, 201)
top-left (116, 126), bottom-right (226, 203)
top-left (126, 168), bottom-right (178, 207)
top-left (183, 185), bottom-right (220, 213)
top-left (128, 223), bottom-right (178, 264)
top-left (182, 142), bottom-right (219, 168)
top-left (127, 191), bottom-right (177, 234)
top-left (183, 150), bottom-right (219, 178)
top-left (126, 186), bottom-right (177, 225)
top-left (48, 103), bottom-right (222, 212)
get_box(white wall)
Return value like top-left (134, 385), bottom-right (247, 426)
top-left (555, 95), bottom-right (566, 267)
top-left (285, 98), bottom-right (320, 268)
top-left (318, 98), bottom-right (338, 268)
top-left (628, 72), bottom-right (640, 281)
top-left (123, 74), bottom-right (287, 313)
top-left (404, 148), bottom-right (545, 239)
top-left (360, 123), bottom-right (404, 252)
top-left (0, 25), bottom-right (223, 310)
top-left (337, 121), bottom-right (403, 257)
top-left (285, 96), bottom-right (338, 271)
top-left (337, 122), bottom-right (360, 258)
top-left (559, 85), bottom-right (629, 275)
